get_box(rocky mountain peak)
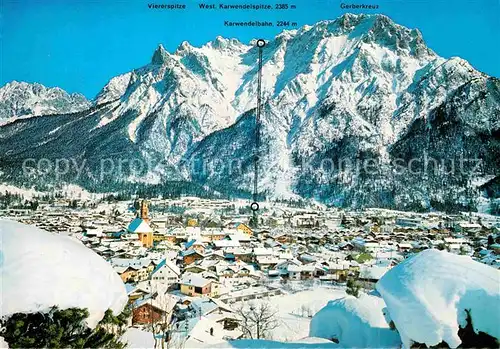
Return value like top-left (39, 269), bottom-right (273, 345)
top-left (208, 36), bottom-right (246, 52)
top-left (175, 41), bottom-right (193, 55)
top-left (151, 44), bottom-right (172, 65)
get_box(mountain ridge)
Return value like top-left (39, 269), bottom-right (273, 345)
top-left (0, 13), bottom-right (498, 212)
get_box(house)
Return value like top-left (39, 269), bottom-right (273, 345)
top-left (219, 285), bottom-right (282, 303)
top-left (325, 262), bottom-right (350, 281)
top-left (173, 315), bottom-right (243, 348)
top-left (111, 258), bottom-right (155, 282)
top-left (182, 250), bottom-right (204, 265)
top-left (190, 297), bottom-right (234, 318)
top-left (202, 228), bottom-right (227, 241)
top-left (276, 259), bottom-right (302, 275)
top-left (115, 266), bottom-right (138, 283)
top-left (363, 242), bottom-right (380, 253)
top-left (253, 247), bottom-right (274, 258)
top-left (358, 265), bottom-right (391, 288)
top-left (125, 283), bottom-right (150, 303)
top-left (185, 239), bottom-right (207, 254)
top-left (286, 264), bottom-right (317, 280)
top-left (397, 243), bottom-right (412, 252)
top-left (164, 228), bottom-right (188, 244)
top-left (216, 265), bottom-right (237, 279)
top-left (153, 231), bottom-right (170, 243)
top-left (339, 242), bottom-right (354, 251)
top-left (180, 274), bottom-right (220, 297)
top-left (232, 248), bottom-right (253, 263)
top-left (230, 232), bottom-right (253, 245)
top-left (151, 259), bottom-right (181, 285)
top-left (293, 213), bottom-right (321, 228)
top-left (192, 240), bottom-right (206, 254)
top-left (132, 293), bottom-right (180, 325)
top-left (456, 222), bottom-right (482, 235)
top-left (255, 256), bottom-right (279, 270)
top-left (287, 265), bottom-right (303, 280)
top-left (272, 232), bottom-right (293, 244)
top-left (235, 222), bottom-right (253, 236)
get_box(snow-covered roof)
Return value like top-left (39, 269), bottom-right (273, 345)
top-left (190, 297), bottom-right (233, 316)
top-left (359, 265), bottom-right (390, 281)
top-left (111, 257), bottom-right (153, 269)
top-left (134, 293), bottom-right (179, 313)
top-left (213, 239), bottom-right (240, 248)
top-left (152, 258), bottom-right (181, 276)
top-left (180, 273), bottom-right (211, 288)
top-left (0, 219), bottom-right (127, 328)
top-left (253, 247), bottom-right (274, 255)
top-left (127, 217), bottom-right (153, 233)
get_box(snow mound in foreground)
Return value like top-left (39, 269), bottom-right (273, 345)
top-left (211, 338), bottom-right (339, 348)
top-left (0, 220), bottom-right (127, 328)
top-left (309, 294), bottom-right (401, 348)
top-left (376, 249), bottom-right (500, 348)
top-left (121, 328), bottom-right (155, 349)
top-left (123, 334), bottom-right (337, 349)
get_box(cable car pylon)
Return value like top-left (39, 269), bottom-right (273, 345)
top-left (250, 39), bottom-right (266, 228)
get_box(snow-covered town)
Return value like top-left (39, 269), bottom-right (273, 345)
top-left (1, 192), bottom-right (499, 348)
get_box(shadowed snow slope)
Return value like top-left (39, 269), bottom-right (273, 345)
top-left (309, 294), bottom-right (401, 348)
top-left (376, 249), bottom-right (500, 348)
top-left (0, 219), bottom-right (127, 328)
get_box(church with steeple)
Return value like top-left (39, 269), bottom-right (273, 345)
top-left (127, 200), bottom-right (153, 248)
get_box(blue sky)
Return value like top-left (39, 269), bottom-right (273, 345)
top-left (1, 0), bottom-right (498, 99)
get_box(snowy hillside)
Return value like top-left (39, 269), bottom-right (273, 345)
top-left (0, 13), bottom-right (498, 210)
top-left (377, 249), bottom-right (500, 348)
top-left (0, 219), bottom-right (127, 328)
top-left (0, 81), bottom-right (90, 121)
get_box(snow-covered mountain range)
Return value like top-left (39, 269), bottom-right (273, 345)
top-left (0, 81), bottom-right (90, 121)
top-left (0, 14), bottom-right (498, 211)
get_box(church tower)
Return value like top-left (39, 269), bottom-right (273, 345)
top-left (139, 200), bottom-right (150, 223)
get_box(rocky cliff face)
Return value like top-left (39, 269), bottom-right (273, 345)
top-left (0, 14), bottom-right (498, 211)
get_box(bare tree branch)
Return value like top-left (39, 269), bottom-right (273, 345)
top-left (234, 302), bottom-right (278, 340)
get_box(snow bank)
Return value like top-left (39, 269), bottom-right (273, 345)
top-left (121, 328), bottom-right (155, 349)
top-left (0, 220), bottom-right (127, 328)
top-left (309, 294), bottom-right (401, 348)
top-left (376, 249), bottom-right (500, 348)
